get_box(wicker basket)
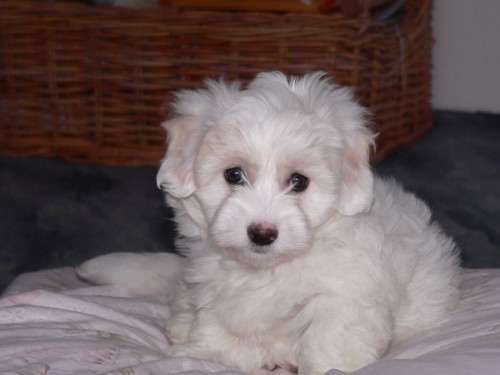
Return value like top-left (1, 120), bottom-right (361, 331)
top-left (0, 0), bottom-right (432, 166)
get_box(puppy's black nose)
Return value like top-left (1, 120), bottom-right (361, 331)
top-left (247, 223), bottom-right (278, 246)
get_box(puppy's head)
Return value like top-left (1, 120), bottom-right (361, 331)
top-left (157, 72), bottom-right (375, 268)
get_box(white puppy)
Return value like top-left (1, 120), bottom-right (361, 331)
top-left (78, 72), bottom-right (461, 374)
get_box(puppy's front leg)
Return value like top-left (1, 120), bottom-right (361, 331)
top-left (166, 310), bottom-right (273, 373)
top-left (165, 311), bottom-right (196, 344)
top-left (298, 302), bottom-right (393, 375)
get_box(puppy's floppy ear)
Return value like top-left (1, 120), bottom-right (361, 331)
top-left (157, 115), bottom-right (203, 198)
top-left (327, 86), bottom-right (375, 216)
top-left (156, 77), bottom-right (241, 198)
top-left (338, 124), bottom-right (375, 216)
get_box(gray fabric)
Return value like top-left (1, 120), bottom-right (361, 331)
top-left (1, 110), bottom-right (499, 292)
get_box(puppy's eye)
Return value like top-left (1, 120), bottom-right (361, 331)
top-left (224, 167), bottom-right (246, 185)
top-left (289, 173), bottom-right (309, 192)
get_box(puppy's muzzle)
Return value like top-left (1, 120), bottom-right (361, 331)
top-left (247, 222), bottom-right (278, 247)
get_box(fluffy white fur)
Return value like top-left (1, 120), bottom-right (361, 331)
top-left (78, 72), bottom-right (461, 374)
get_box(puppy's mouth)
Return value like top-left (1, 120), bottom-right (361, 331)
top-left (250, 244), bottom-right (274, 254)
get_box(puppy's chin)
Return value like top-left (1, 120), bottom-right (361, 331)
top-left (215, 243), bottom-right (304, 269)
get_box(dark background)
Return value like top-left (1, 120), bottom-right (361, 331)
top-left (1, 110), bottom-right (499, 292)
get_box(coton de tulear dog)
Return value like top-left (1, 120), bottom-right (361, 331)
top-left (78, 72), bottom-right (461, 374)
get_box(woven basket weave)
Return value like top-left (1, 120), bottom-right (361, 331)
top-left (0, 0), bottom-right (432, 166)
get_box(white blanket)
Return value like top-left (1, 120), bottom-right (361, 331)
top-left (1, 267), bottom-right (500, 374)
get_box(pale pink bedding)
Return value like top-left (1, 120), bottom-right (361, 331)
top-left (1, 267), bottom-right (500, 374)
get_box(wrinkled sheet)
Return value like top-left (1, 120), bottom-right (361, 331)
top-left (1, 268), bottom-right (500, 374)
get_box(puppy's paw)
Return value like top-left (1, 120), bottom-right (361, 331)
top-left (166, 316), bottom-right (193, 344)
top-left (166, 344), bottom-right (201, 358)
